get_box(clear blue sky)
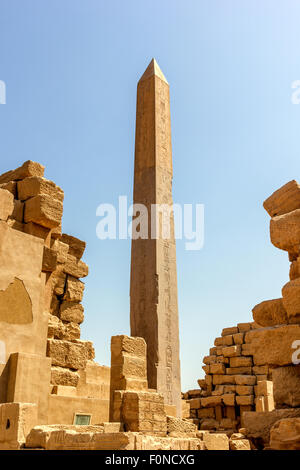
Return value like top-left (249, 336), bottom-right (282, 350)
top-left (1, 1), bottom-right (300, 391)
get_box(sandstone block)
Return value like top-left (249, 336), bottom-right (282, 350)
top-left (42, 247), bottom-right (57, 272)
top-left (222, 394), bottom-right (235, 406)
top-left (236, 395), bottom-right (254, 406)
top-left (242, 409), bottom-right (300, 447)
top-left (214, 337), bottom-right (223, 347)
top-left (282, 278), bottom-right (300, 322)
top-left (244, 324), bottom-right (300, 366)
top-left (236, 385), bottom-right (254, 396)
top-left (230, 356), bottom-right (253, 368)
top-left (289, 257), bottom-right (300, 280)
top-left (197, 408), bottom-right (215, 419)
top-left (213, 375), bottom-right (235, 385)
top-left (201, 396), bottom-right (222, 408)
top-left (50, 366), bottom-right (80, 387)
top-left (47, 339), bottom-right (89, 370)
top-left (222, 345), bottom-right (241, 357)
top-left (270, 209), bottom-right (300, 254)
top-left (270, 417), bottom-right (300, 450)
top-left (0, 160), bottom-right (45, 184)
top-left (64, 276), bottom-right (85, 302)
top-left (203, 355), bottom-right (217, 365)
top-left (237, 322), bottom-right (251, 332)
top-left (209, 363), bottom-right (225, 375)
top-left (167, 416), bottom-right (197, 437)
top-left (229, 439), bottom-right (251, 450)
top-left (50, 239), bottom-right (69, 263)
top-left (252, 298), bottom-right (288, 327)
top-left (264, 180), bottom-right (300, 217)
top-left (0, 181), bottom-right (16, 196)
top-left (257, 380), bottom-right (273, 397)
top-left (0, 188), bottom-right (14, 221)
top-left (59, 301), bottom-right (84, 324)
top-left (63, 254), bottom-right (88, 278)
top-left (233, 332), bottom-right (244, 344)
top-left (24, 195), bottom-right (63, 229)
top-left (222, 327), bottom-right (238, 336)
top-left (252, 365), bottom-right (268, 375)
top-left (18, 176), bottom-right (64, 202)
top-left (11, 199), bottom-right (24, 222)
top-left (189, 398), bottom-right (201, 409)
top-left (272, 365), bottom-right (300, 407)
top-left (61, 233), bottom-right (86, 259)
top-left (0, 403), bottom-right (38, 450)
top-left (203, 433), bottom-right (229, 450)
top-left (200, 419), bottom-right (218, 431)
top-left (24, 222), bottom-right (51, 245)
top-left (226, 367), bottom-right (252, 375)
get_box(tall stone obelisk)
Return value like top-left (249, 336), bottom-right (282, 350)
top-left (130, 59), bottom-right (181, 417)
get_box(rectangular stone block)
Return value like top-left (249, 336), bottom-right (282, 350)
top-left (237, 322), bottom-right (251, 332)
top-left (212, 375), bottom-right (235, 385)
top-left (0, 188), bottom-right (14, 221)
top-left (0, 403), bottom-right (38, 449)
top-left (59, 301), bottom-right (84, 324)
top-left (201, 396), bottom-right (222, 408)
top-left (61, 233), bottom-right (86, 259)
top-left (263, 180), bottom-right (300, 217)
top-left (233, 332), bottom-right (244, 344)
top-left (236, 395), bottom-right (254, 406)
top-left (6, 353), bottom-right (51, 424)
top-left (230, 356), bottom-right (253, 368)
top-left (18, 176), bottom-right (64, 202)
top-left (47, 339), bottom-right (89, 370)
top-left (222, 327), bottom-right (238, 336)
top-left (63, 276), bottom-right (85, 302)
top-left (197, 407), bottom-right (215, 419)
top-left (0, 161), bottom-right (45, 184)
top-left (236, 385), bottom-right (254, 396)
top-left (257, 380), bottom-right (273, 397)
top-left (221, 394), bottom-right (235, 406)
top-left (210, 363), bottom-right (225, 375)
top-left (226, 366), bottom-right (252, 375)
top-left (24, 194), bottom-right (63, 229)
top-left (24, 221), bottom-right (51, 246)
top-left (272, 365), bottom-right (300, 408)
top-left (63, 254), bottom-right (88, 279)
top-left (222, 345), bottom-right (241, 357)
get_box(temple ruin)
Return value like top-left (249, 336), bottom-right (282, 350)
top-left (0, 60), bottom-right (299, 451)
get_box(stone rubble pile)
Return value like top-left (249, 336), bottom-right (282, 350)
top-left (184, 180), bottom-right (300, 449)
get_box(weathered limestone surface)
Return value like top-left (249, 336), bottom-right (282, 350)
top-left (18, 176), bottom-right (64, 202)
top-left (282, 278), bottom-right (300, 322)
top-left (272, 366), bottom-right (300, 408)
top-left (25, 426), bottom-right (204, 450)
top-left (0, 160), bottom-right (44, 184)
top-left (243, 324), bottom-right (300, 366)
top-left (269, 418), bottom-right (300, 450)
top-left (241, 409), bottom-right (300, 446)
top-left (0, 403), bottom-right (38, 450)
top-left (263, 180), bottom-right (300, 217)
top-left (0, 188), bottom-right (14, 221)
top-left (130, 59), bottom-right (181, 416)
top-left (270, 209), bottom-right (300, 254)
top-left (252, 298), bottom-right (288, 327)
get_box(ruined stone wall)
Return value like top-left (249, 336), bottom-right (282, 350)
top-left (184, 180), bottom-right (300, 445)
top-left (0, 161), bottom-right (110, 424)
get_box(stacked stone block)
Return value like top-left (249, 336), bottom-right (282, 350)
top-left (0, 161), bottom-right (105, 401)
top-left (183, 321), bottom-right (275, 433)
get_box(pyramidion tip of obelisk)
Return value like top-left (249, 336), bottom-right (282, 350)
top-left (138, 58), bottom-right (168, 84)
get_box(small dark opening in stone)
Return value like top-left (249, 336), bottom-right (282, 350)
top-left (6, 419), bottom-right (10, 429)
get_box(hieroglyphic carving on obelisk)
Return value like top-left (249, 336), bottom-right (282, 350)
top-left (130, 59), bottom-right (181, 417)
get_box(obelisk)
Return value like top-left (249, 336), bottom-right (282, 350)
top-left (130, 59), bottom-right (181, 417)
